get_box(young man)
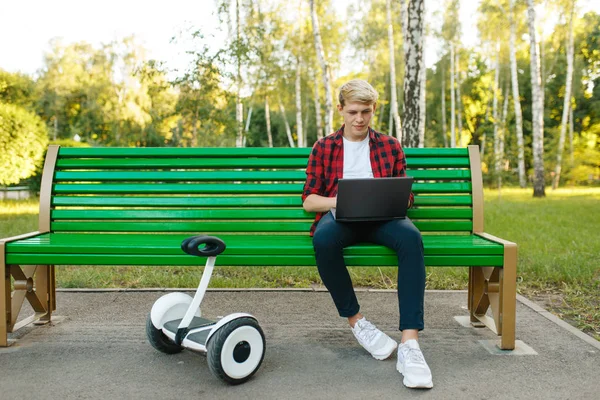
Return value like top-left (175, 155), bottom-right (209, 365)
top-left (302, 79), bottom-right (433, 389)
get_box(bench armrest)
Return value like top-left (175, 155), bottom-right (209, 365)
top-left (0, 231), bottom-right (43, 246)
top-left (474, 232), bottom-right (517, 249)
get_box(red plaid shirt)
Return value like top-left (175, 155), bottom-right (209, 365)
top-left (302, 125), bottom-right (415, 236)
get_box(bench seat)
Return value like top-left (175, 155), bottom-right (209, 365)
top-left (6, 233), bottom-right (504, 266)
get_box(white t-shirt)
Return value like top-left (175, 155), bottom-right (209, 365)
top-left (343, 135), bottom-right (373, 179)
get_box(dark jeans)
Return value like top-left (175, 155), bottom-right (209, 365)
top-left (312, 211), bottom-right (425, 331)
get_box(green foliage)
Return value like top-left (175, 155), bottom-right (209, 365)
top-left (0, 3), bottom-right (597, 186)
top-left (0, 102), bottom-right (48, 185)
top-left (0, 69), bottom-right (36, 109)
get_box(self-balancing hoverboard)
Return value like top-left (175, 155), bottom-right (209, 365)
top-left (146, 236), bottom-right (266, 384)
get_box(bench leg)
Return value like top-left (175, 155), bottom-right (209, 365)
top-left (500, 244), bottom-right (517, 350)
top-left (468, 255), bottom-right (517, 350)
top-left (9, 264), bottom-right (54, 332)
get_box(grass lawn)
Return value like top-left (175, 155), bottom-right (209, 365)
top-left (1, 187), bottom-right (599, 340)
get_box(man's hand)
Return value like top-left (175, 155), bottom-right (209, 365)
top-left (303, 194), bottom-right (338, 213)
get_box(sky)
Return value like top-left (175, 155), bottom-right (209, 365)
top-left (1, 0), bottom-right (599, 78)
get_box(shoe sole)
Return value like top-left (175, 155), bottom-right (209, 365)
top-left (370, 336), bottom-right (398, 360)
top-left (396, 364), bottom-right (433, 389)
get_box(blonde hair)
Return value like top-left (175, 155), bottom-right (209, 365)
top-left (338, 79), bottom-right (379, 107)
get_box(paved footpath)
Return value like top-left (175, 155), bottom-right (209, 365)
top-left (1, 290), bottom-right (599, 399)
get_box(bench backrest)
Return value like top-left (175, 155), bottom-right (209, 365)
top-left (38, 146), bottom-right (484, 235)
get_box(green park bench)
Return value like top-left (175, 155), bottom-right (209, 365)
top-left (0, 145), bottom-right (517, 349)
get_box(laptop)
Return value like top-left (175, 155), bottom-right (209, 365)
top-left (332, 177), bottom-right (414, 222)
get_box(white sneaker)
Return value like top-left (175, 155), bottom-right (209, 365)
top-left (396, 339), bottom-right (433, 389)
top-left (351, 318), bottom-right (398, 360)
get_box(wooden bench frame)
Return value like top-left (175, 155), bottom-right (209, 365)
top-left (1, 145), bottom-right (516, 349)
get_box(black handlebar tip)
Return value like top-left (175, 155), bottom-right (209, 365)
top-left (181, 236), bottom-right (226, 257)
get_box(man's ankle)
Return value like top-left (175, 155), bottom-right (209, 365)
top-left (348, 313), bottom-right (364, 328)
top-left (400, 329), bottom-right (419, 343)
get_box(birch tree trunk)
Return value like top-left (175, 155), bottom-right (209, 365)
top-left (243, 106), bottom-right (252, 147)
top-left (401, 0), bottom-right (408, 42)
top-left (509, 0), bottom-right (527, 187)
top-left (310, 0), bottom-right (333, 136)
top-left (553, 1), bottom-right (575, 189)
top-left (441, 67), bottom-right (448, 148)
top-left (304, 88), bottom-right (310, 146)
top-left (387, 0), bottom-right (402, 138)
top-left (482, 79), bottom-right (494, 158)
top-left (569, 105), bottom-right (574, 166)
top-left (450, 43), bottom-right (456, 147)
top-left (402, 0), bottom-right (425, 148)
top-left (265, 96), bottom-right (273, 148)
top-left (418, 31), bottom-right (426, 147)
top-left (278, 96), bottom-right (296, 148)
top-left (310, 68), bottom-right (323, 139)
top-left (527, 0), bottom-right (546, 197)
top-left (499, 81), bottom-right (509, 190)
top-left (295, 56), bottom-right (304, 147)
top-left (378, 92), bottom-right (385, 131)
top-left (235, 0), bottom-right (244, 148)
top-left (192, 109), bottom-right (198, 147)
top-left (456, 50), bottom-right (463, 147)
top-left (493, 45), bottom-right (500, 178)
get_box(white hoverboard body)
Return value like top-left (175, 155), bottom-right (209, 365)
top-left (146, 236), bottom-right (266, 384)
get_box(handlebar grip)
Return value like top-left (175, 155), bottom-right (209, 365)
top-left (181, 236), bottom-right (226, 257)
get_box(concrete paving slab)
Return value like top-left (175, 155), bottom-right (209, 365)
top-left (1, 290), bottom-right (599, 399)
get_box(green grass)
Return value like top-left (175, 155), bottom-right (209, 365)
top-left (1, 188), bottom-right (599, 339)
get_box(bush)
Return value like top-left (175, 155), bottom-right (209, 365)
top-left (0, 102), bottom-right (49, 185)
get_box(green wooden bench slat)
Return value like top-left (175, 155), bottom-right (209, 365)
top-left (53, 183), bottom-right (305, 194)
top-left (54, 169), bottom-right (472, 182)
top-left (51, 208), bottom-right (473, 220)
top-left (50, 220), bottom-right (473, 232)
top-left (54, 171), bottom-right (308, 182)
top-left (52, 182), bottom-right (472, 194)
top-left (404, 158), bottom-right (470, 168)
top-left (52, 196), bottom-right (304, 207)
top-left (413, 195), bottom-right (472, 206)
top-left (7, 233), bottom-right (503, 256)
top-left (409, 170), bottom-right (471, 179)
top-left (56, 158), bottom-right (312, 169)
top-left (52, 195), bottom-right (473, 207)
top-left (403, 148), bottom-right (469, 157)
top-left (52, 209), bottom-right (314, 220)
top-left (58, 147), bottom-right (313, 158)
top-left (5, 253), bottom-right (503, 267)
top-left (58, 147), bottom-right (470, 158)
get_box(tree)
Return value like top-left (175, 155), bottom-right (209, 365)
top-left (492, 42), bottom-right (501, 179)
top-left (441, 0), bottom-right (461, 148)
top-left (508, 0), bottom-right (527, 188)
top-left (386, 0), bottom-right (402, 139)
top-left (553, 0), bottom-right (576, 189)
top-left (235, 0), bottom-right (244, 147)
top-left (310, 0), bottom-right (334, 136)
top-left (527, 0), bottom-right (546, 197)
top-left (295, 55), bottom-right (304, 147)
top-left (419, 30), bottom-right (427, 147)
top-left (402, 0), bottom-right (425, 148)
top-left (450, 43), bottom-right (456, 147)
top-left (0, 103), bottom-right (49, 185)
top-left (0, 70), bottom-right (36, 109)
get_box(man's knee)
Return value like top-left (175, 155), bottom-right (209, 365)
top-left (313, 218), bottom-right (339, 250)
top-left (388, 220), bottom-right (423, 249)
